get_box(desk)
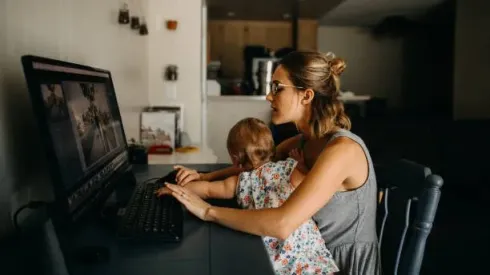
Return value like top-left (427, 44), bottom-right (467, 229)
top-left (60, 164), bottom-right (274, 275)
top-left (148, 147), bottom-right (218, 165)
top-left (0, 164), bottom-right (273, 275)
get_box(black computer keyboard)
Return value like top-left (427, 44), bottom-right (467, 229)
top-left (118, 181), bottom-right (183, 242)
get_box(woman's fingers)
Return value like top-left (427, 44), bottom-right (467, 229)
top-left (154, 186), bottom-right (171, 197)
top-left (166, 183), bottom-right (210, 221)
top-left (170, 189), bottom-right (188, 204)
top-left (166, 183), bottom-right (185, 194)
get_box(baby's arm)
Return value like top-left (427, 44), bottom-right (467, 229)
top-left (206, 175), bottom-right (239, 199)
top-left (155, 175), bottom-right (238, 200)
top-left (289, 167), bottom-right (305, 189)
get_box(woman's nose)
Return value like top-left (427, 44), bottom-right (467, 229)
top-left (266, 92), bottom-right (273, 102)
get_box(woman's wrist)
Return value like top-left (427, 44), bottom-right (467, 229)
top-left (205, 206), bottom-right (217, 222)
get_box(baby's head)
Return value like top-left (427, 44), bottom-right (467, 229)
top-left (227, 118), bottom-right (275, 169)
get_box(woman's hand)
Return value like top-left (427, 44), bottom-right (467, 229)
top-left (174, 165), bottom-right (203, 186)
top-left (165, 183), bottom-right (213, 221)
top-left (154, 185), bottom-right (172, 197)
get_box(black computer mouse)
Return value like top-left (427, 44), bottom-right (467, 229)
top-left (155, 170), bottom-right (178, 185)
top-left (155, 169), bottom-right (208, 185)
top-left (75, 245), bottom-right (110, 264)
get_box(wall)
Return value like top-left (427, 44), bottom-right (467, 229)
top-left (453, 0), bottom-right (490, 119)
top-left (0, 0), bottom-right (148, 239)
top-left (207, 97), bottom-right (271, 163)
top-left (317, 26), bottom-right (404, 109)
top-left (0, 0), bottom-right (8, 238)
top-left (147, 0), bottom-right (204, 145)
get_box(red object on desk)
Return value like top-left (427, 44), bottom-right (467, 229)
top-left (148, 145), bottom-right (173, 155)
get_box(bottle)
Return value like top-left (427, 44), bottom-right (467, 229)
top-left (118, 3), bottom-right (130, 24)
top-left (139, 17), bottom-right (148, 35)
top-left (130, 16), bottom-right (140, 30)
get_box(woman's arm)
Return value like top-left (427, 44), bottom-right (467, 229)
top-left (206, 137), bottom-right (365, 240)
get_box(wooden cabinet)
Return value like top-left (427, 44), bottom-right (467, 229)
top-left (208, 20), bottom-right (318, 78)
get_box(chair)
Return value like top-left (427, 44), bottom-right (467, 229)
top-left (376, 159), bottom-right (444, 275)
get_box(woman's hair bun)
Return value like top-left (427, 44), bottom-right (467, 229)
top-left (329, 57), bottom-right (346, 76)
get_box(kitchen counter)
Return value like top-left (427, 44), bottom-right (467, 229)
top-left (206, 94), bottom-right (372, 162)
top-left (207, 95), bottom-right (267, 101)
top-left (207, 94), bottom-right (371, 102)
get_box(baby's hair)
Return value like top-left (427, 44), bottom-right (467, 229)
top-left (227, 118), bottom-right (275, 168)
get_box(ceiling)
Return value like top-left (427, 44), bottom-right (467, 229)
top-left (207, 0), bottom-right (344, 21)
top-left (207, 0), bottom-right (446, 24)
top-left (319, 0), bottom-right (446, 25)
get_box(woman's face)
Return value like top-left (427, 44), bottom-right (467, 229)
top-left (266, 65), bottom-right (304, 125)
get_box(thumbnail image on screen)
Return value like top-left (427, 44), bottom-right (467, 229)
top-left (63, 82), bottom-right (123, 170)
top-left (41, 84), bottom-right (69, 122)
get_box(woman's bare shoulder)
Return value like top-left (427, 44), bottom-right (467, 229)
top-left (315, 136), bottom-right (360, 164)
top-left (318, 136), bottom-right (368, 190)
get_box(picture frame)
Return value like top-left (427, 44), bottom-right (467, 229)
top-left (140, 105), bottom-right (183, 148)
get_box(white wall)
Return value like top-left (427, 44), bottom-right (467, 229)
top-left (147, 0), bottom-right (203, 145)
top-left (207, 97), bottom-right (271, 163)
top-left (317, 26), bottom-right (404, 108)
top-left (453, 0), bottom-right (490, 119)
top-left (0, 0), bottom-right (148, 238)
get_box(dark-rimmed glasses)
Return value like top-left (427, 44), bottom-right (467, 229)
top-left (269, 82), bottom-right (305, 96)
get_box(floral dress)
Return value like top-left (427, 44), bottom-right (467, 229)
top-left (236, 158), bottom-right (340, 275)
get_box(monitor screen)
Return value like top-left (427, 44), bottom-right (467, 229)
top-left (22, 56), bottom-right (130, 216)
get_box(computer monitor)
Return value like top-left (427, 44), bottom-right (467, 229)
top-left (21, 55), bottom-right (131, 221)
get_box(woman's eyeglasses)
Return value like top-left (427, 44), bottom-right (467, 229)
top-left (269, 82), bottom-right (305, 96)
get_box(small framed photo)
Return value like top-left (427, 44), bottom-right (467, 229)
top-left (140, 105), bottom-right (183, 148)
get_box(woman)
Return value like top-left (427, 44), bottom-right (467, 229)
top-left (166, 51), bottom-right (381, 275)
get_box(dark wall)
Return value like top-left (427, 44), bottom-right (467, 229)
top-left (401, 0), bottom-right (456, 118)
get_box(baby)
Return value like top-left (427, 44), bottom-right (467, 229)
top-left (156, 118), bottom-right (339, 275)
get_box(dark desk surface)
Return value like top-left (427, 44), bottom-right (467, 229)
top-left (62, 164), bottom-right (275, 275)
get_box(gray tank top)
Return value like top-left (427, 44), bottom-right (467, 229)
top-left (305, 129), bottom-right (381, 275)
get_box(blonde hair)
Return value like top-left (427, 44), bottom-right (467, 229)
top-left (278, 51), bottom-right (351, 139)
top-left (226, 118), bottom-right (275, 168)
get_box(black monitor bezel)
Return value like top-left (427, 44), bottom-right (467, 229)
top-left (21, 55), bottom-right (131, 220)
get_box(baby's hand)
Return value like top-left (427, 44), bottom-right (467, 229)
top-left (289, 148), bottom-right (304, 164)
top-left (289, 148), bottom-right (309, 174)
top-left (154, 184), bottom-right (172, 197)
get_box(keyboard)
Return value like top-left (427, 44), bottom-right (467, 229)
top-left (117, 181), bottom-right (183, 242)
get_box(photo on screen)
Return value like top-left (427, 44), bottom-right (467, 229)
top-left (41, 84), bottom-right (69, 122)
top-left (62, 82), bottom-right (122, 169)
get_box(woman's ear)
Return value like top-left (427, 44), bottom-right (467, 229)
top-left (301, 89), bottom-right (315, 105)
